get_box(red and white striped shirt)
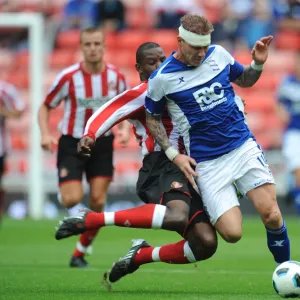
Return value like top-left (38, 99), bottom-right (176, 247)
top-left (0, 80), bottom-right (25, 156)
top-left (44, 62), bottom-right (128, 138)
top-left (84, 81), bottom-right (184, 156)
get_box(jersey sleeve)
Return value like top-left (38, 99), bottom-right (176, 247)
top-left (2, 84), bottom-right (25, 112)
top-left (144, 74), bottom-right (166, 116)
top-left (219, 45), bottom-right (244, 82)
top-left (84, 83), bottom-right (147, 140)
top-left (44, 72), bottom-right (70, 108)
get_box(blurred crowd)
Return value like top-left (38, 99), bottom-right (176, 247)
top-left (0, 0), bottom-right (299, 52)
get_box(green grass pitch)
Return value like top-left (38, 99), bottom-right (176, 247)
top-left (0, 217), bottom-right (299, 300)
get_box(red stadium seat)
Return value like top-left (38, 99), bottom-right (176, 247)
top-left (275, 31), bottom-right (300, 51)
top-left (251, 72), bottom-right (283, 90)
top-left (105, 33), bottom-right (119, 51)
top-left (105, 49), bottom-right (135, 69)
top-left (149, 30), bottom-right (178, 55)
top-left (16, 52), bottom-right (29, 69)
top-left (6, 72), bottom-right (29, 89)
top-left (244, 91), bottom-right (276, 113)
top-left (49, 49), bottom-right (76, 69)
top-left (117, 30), bottom-right (149, 51)
top-left (56, 30), bottom-right (80, 50)
top-left (265, 50), bottom-right (296, 73)
top-left (234, 50), bottom-right (252, 65)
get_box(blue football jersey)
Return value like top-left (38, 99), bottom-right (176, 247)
top-left (278, 75), bottom-right (300, 130)
top-left (145, 44), bottom-right (253, 163)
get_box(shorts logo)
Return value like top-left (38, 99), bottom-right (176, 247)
top-left (60, 168), bottom-right (68, 178)
top-left (124, 220), bottom-right (131, 227)
top-left (171, 181), bottom-right (183, 189)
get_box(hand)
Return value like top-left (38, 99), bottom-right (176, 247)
top-left (116, 128), bottom-right (130, 147)
top-left (40, 134), bottom-right (57, 152)
top-left (173, 154), bottom-right (198, 186)
top-left (77, 136), bottom-right (95, 157)
top-left (251, 35), bottom-right (273, 65)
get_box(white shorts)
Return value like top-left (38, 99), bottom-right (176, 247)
top-left (195, 138), bottom-right (275, 225)
top-left (282, 129), bottom-right (300, 172)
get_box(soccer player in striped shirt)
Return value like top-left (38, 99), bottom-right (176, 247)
top-left (0, 80), bottom-right (24, 222)
top-left (38, 27), bottom-right (130, 268)
top-left (55, 42), bottom-right (219, 284)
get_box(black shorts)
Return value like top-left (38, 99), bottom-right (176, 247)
top-left (57, 135), bottom-right (114, 185)
top-left (136, 152), bottom-right (208, 227)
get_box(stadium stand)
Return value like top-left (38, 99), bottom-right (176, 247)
top-left (0, 0), bottom-right (299, 181)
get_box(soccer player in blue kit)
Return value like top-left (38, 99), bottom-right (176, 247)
top-left (145, 14), bottom-right (290, 264)
top-left (277, 51), bottom-right (300, 215)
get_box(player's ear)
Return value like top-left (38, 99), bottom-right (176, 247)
top-left (135, 63), bottom-right (140, 73)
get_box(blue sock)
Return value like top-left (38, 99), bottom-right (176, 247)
top-left (266, 220), bottom-right (290, 263)
top-left (291, 188), bottom-right (300, 215)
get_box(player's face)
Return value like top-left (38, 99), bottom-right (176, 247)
top-left (80, 31), bottom-right (105, 64)
top-left (180, 39), bottom-right (209, 67)
top-left (136, 47), bottom-right (166, 80)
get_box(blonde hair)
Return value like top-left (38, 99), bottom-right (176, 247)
top-left (180, 14), bottom-right (214, 35)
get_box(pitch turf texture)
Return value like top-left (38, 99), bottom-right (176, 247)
top-left (1, 217), bottom-right (299, 300)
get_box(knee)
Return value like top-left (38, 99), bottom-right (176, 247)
top-left (188, 231), bottom-right (218, 261)
top-left (61, 193), bottom-right (82, 208)
top-left (221, 229), bottom-right (242, 244)
top-left (194, 237), bottom-right (217, 261)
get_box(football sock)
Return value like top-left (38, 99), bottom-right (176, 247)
top-left (266, 220), bottom-right (290, 263)
top-left (133, 240), bottom-right (196, 266)
top-left (291, 187), bottom-right (300, 215)
top-left (85, 204), bottom-right (166, 229)
top-left (73, 229), bottom-right (99, 257)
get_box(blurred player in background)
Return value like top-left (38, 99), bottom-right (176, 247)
top-left (0, 80), bottom-right (24, 223)
top-left (145, 14), bottom-right (290, 265)
top-left (55, 42), bottom-right (218, 284)
top-left (277, 51), bottom-right (300, 215)
top-left (38, 27), bottom-right (130, 268)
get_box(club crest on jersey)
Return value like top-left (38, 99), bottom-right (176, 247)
top-left (192, 82), bottom-right (227, 111)
top-left (171, 181), bottom-right (183, 189)
top-left (60, 168), bottom-right (68, 178)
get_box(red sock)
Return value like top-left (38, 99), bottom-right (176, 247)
top-left (85, 204), bottom-right (166, 229)
top-left (133, 240), bottom-right (196, 266)
top-left (73, 229), bottom-right (99, 257)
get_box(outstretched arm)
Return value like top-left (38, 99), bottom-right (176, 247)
top-left (234, 36), bottom-right (273, 88)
